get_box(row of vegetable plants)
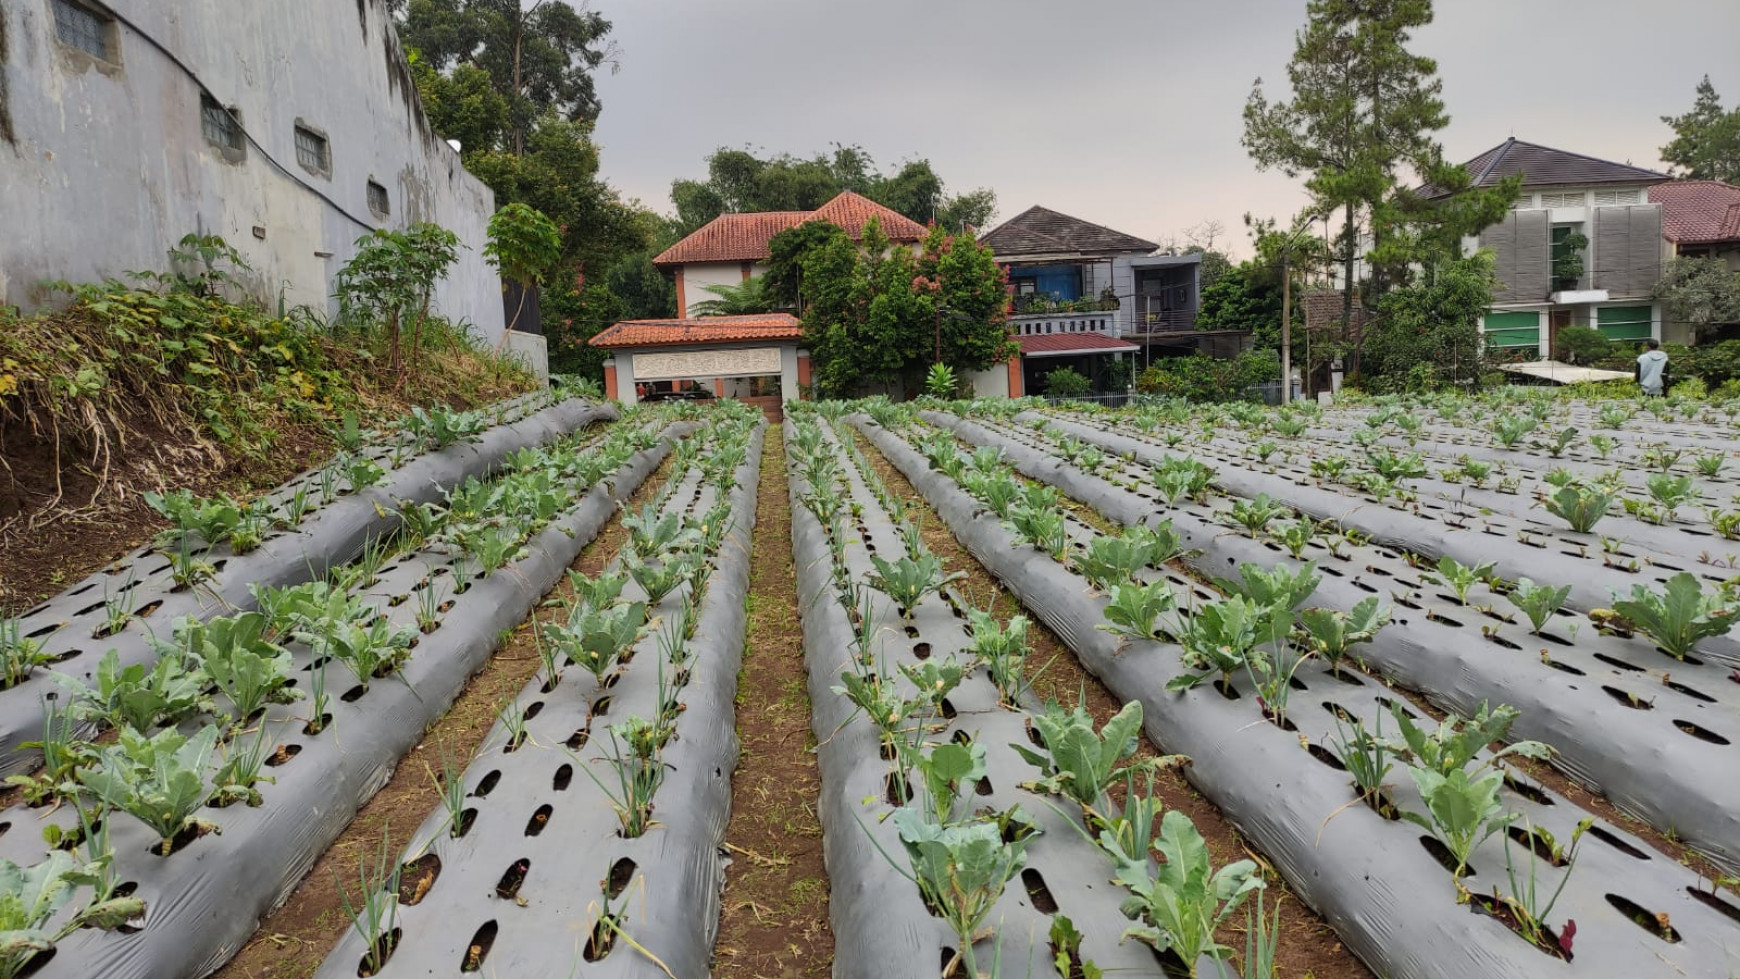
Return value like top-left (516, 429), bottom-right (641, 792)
top-left (0, 408), bottom-right (691, 979)
top-left (311, 403), bottom-right (763, 979)
top-left (788, 403), bottom-right (1273, 979)
top-left (1032, 409), bottom-right (1740, 669)
top-left (922, 406), bottom-right (1740, 877)
top-left (851, 403), bottom-right (1740, 979)
top-left (0, 390), bottom-right (615, 776)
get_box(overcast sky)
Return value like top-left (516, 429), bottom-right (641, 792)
top-left (591, 0), bottom-right (1740, 256)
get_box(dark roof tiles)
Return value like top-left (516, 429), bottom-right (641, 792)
top-left (979, 206), bottom-right (1158, 258)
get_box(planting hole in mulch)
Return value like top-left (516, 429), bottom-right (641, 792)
top-left (304, 713), bottom-right (333, 735)
top-left (459, 920), bottom-right (497, 973)
top-left (340, 684), bottom-right (368, 703)
top-left (1417, 836), bottom-right (1473, 877)
top-left (1467, 893), bottom-right (1572, 959)
top-left (1540, 657), bottom-right (1585, 675)
top-left (1020, 868), bottom-right (1058, 913)
top-left (1306, 744), bottom-right (1346, 770)
top-left (884, 770), bottom-right (910, 806)
top-left (606, 857), bottom-right (636, 899)
top-left (912, 641), bottom-right (932, 660)
top-left (265, 743), bottom-right (301, 767)
top-left (525, 804), bottom-right (553, 836)
top-left (1664, 680), bottom-right (1716, 703)
top-left (1502, 774), bottom-right (1555, 806)
top-left (472, 770), bottom-right (501, 798)
top-left (1213, 678), bottom-right (1241, 701)
top-left (590, 695), bottom-right (612, 718)
top-left (583, 913), bottom-right (620, 962)
top-left (1506, 825), bottom-right (1569, 866)
top-left (355, 927), bottom-right (401, 977)
top-left (565, 728), bottom-right (589, 750)
top-left (552, 763), bottom-right (573, 791)
top-left (1602, 686), bottom-right (1653, 710)
top-left (1674, 719), bottom-right (1730, 744)
top-left (452, 808), bottom-right (477, 839)
top-left (493, 858), bottom-right (530, 900)
top-left (14, 948), bottom-right (55, 978)
top-left (1686, 886), bottom-right (1740, 925)
top-left (398, 854), bottom-right (441, 905)
top-left (1587, 825), bottom-right (1650, 860)
top-left (149, 821), bottom-right (214, 857)
top-left (1604, 893), bottom-right (1682, 942)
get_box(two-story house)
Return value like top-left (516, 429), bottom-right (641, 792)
top-left (1435, 139), bottom-right (1672, 357)
top-left (652, 191), bottom-right (928, 317)
top-left (1652, 180), bottom-right (1740, 272)
top-left (977, 206), bottom-right (1201, 393)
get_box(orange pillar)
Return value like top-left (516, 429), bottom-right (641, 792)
top-left (797, 351), bottom-right (812, 398)
top-left (1007, 354), bottom-right (1023, 398)
top-left (674, 273), bottom-right (687, 317)
top-left (603, 361), bottom-right (619, 401)
top-left (714, 377), bottom-right (725, 397)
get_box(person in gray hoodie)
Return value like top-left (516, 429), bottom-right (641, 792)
top-left (1636, 339), bottom-right (1670, 396)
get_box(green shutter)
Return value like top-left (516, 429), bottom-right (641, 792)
top-left (1596, 305), bottom-right (1653, 342)
top-left (1483, 311), bottom-right (1540, 349)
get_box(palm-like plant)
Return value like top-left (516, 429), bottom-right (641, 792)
top-left (687, 275), bottom-right (777, 315)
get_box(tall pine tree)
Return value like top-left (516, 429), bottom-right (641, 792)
top-left (1661, 76), bottom-right (1740, 183)
top-left (1243, 0), bottom-right (1514, 371)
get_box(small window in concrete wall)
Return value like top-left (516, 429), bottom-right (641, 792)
top-left (1596, 305), bottom-right (1653, 342)
top-left (52, 0), bottom-right (117, 63)
top-left (294, 125), bottom-right (330, 177)
top-left (200, 96), bottom-right (243, 155)
top-left (367, 180), bottom-right (390, 217)
top-left (1483, 311), bottom-right (1540, 350)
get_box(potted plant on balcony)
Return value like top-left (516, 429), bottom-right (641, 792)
top-left (1098, 285), bottom-right (1121, 311)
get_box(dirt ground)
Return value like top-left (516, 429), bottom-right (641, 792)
top-left (208, 454), bottom-right (673, 979)
top-left (713, 427), bottom-right (835, 978)
top-left (851, 429), bottom-right (1370, 979)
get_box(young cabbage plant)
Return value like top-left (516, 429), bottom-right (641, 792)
top-left (1430, 556), bottom-right (1494, 606)
top-left (60, 645), bottom-right (211, 734)
top-left (1010, 700), bottom-right (1162, 814)
top-left (1170, 597), bottom-right (1289, 692)
top-left (1074, 523), bottom-right (1183, 592)
top-left (964, 469), bottom-right (1022, 518)
top-left (1491, 414), bottom-right (1537, 448)
top-left (305, 615), bottom-right (416, 690)
top-left (627, 551), bottom-right (699, 605)
top-left (1113, 810), bottom-right (1265, 974)
top-left (1543, 483), bottom-right (1617, 534)
top-left (1505, 579), bottom-right (1572, 635)
top-left (1390, 701), bottom-right (1552, 777)
top-left (884, 808), bottom-right (1030, 979)
top-left (1097, 580), bottom-right (1179, 643)
top-left (1227, 494), bottom-right (1288, 538)
top-left (865, 553), bottom-right (965, 616)
top-left (1695, 452), bottom-right (1726, 478)
top-left (0, 852), bottom-right (146, 979)
top-left (898, 657), bottom-right (967, 718)
top-left (1298, 598), bottom-right (1390, 673)
top-left (5, 698), bottom-right (97, 807)
top-left (78, 725), bottom-right (220, 853)
top-left (967, 608), bottom-right (1032, 706)
top-left (181, 612), bottom-right (301, 725)
top-left (546, 601), bottom-right (649, 683)
top-left (1645, 473), bottom-right (1698, 521)
top-left (1610, 571), bottom-right (1740, 660)
top-left (1267, 519), bottom-right (1318, 560)
top-left (1533, 427), bottom-right (1579, 459)
top-left (1401, 765), bottom-right (1514, 890)
top-left (1007, 505), bottom-right (1070, 563)
top-left (620, 503), bottom-right (702, 559)
top-left (899, 739), bottom-right (988, 826)
top-left (1215, 561), bottom-right (1321, 615)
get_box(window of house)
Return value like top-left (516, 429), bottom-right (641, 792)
top-left (1511, 195), bottom-right (1537, 209)
top-left (294, 125), bottom-right (330, 176)
top-left (52, 0), bottom-right (115, 61)
top-left (1541, 192), bottom-right (1587, 208)
top-left (200, 96), bottom-right (241, 152)
top-left (1593, 189), bottom-right (1641, 206)
top-left (367, 180), bottom-right (390, 217)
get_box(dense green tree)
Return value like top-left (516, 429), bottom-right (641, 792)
top-left (1243, 0), bottom-right (1515, 368)
top-left (409, 59), bottom-right (510, 154)
top-left (668, 146), bottom-right (996, 236)
top-left (1660, 76), bottom-right (1740, 183)
top-left (1362, 253), bottom-right (1495, 389)
top-left (795, 219), bottom-right (1012, 396)
top-left (1196, 265), bottom-right (1286, 349)
top-left (765, 220), bottom-right (853, 309)
top-left (1655, 256), bottom-right (1740, 345)
top-left (394, 0), bottom-right (617, 152)
top-left (604, 253), bottom-right (675, 321)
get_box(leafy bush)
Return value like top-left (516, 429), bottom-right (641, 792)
top-left (1611, 572), bottom-right (1740, 659)
top-left (1135, 351), bottom-right (1280, 403)
top-left (1042, 366), bottom-right (1092, 399)
top-left (1552, 325), bottom-right (1611, 364)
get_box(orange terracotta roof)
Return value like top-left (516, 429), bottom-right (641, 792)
top-left (1651, 180), bottom-right (1740, 244)
top-left (652, 191), bottom-right (927, 267)
top-left (588, 314), bottom-right (804, 349)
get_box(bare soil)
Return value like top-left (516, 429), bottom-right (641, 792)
top-left (852, 430), bottom-right (1372, 979)
top-left (714, 427), bottom-right (835, 978)
top-left (207, 455), bottom-right (671, 979)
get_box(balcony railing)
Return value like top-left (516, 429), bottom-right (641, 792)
top-left (1008, 309), bottom-right (1117, 338)
top-left (1131, 306), bottom-right (1197, 333)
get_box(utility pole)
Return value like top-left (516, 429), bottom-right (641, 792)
top-left (1280, 249), bottom-right (1292, 405)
